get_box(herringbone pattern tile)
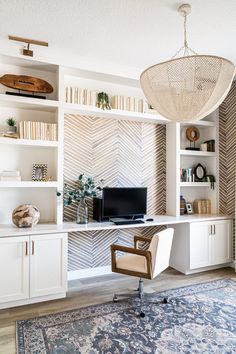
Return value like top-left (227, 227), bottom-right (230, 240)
top-left (64, 115), bottom-right (166, 270)
top-left (219, 81), bottom-right (236, 257)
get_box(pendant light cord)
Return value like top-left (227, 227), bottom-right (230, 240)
top-left (172, 11), bottom-right (197, 58)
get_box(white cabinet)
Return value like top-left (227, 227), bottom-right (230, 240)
top-left (170, 219), bottom-right (232, 274)
top-left (209, 221), bottom-right (232, 265)
top-left (0, 232), bottom-right (67, 309)
top-left (190, 222), bottom-right (210, 269)
top-left (30, 233), bottom-right (67, 298)
top-left (0, 236), bottom-right (29, 303)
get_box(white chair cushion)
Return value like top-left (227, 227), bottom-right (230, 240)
top-left (116, 253), bottom-right (147, 273)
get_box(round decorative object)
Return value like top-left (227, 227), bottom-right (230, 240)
top-left (194, 163), bottom-right (206, 181)
top-left (186, 126), bottom-right (200, 142)
top-left (12, 204), bottom-right (40, 228)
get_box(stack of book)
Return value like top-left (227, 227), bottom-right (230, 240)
top-left (0, 170), bottom-right (21, 181)
top-left (19, 121), bottom-right (57, 141)
top-left (65, 87), bottom-right (98, 106)
top-left (193, 199), bottom-right (211, 214)
top-left (110, 96), bottom-right (149, 113)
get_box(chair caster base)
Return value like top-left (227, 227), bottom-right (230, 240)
top-left (140, 312), bottom-right (145, 318)
top-left (163, 298), bottom-right (168, 304)
top-left (113, 295), bottom-right (118, 303)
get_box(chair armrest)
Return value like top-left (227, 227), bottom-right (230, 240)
top-left (111, 244), bottom-right (151, 257)
top-left (111, 244), bottom-right (152, 278)
top-left (134, 236), bottom-right (152, 249)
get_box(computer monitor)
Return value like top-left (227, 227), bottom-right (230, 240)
top-left (102, 187), bottom-right (147, 218)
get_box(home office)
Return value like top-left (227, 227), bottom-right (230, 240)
top-left (0, 1), bottom-right (235, 353)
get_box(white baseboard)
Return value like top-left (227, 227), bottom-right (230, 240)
top-left (68, 261), bottom-right (236, 281)
top-left (68, 265), bottom-right (112, 280)
top-left (229, 260), bottom-right (235, 270)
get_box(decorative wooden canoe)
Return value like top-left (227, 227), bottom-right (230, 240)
top-left (0, 74), bottom-right (53, 93)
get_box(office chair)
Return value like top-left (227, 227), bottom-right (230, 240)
top-left (111, 228), bottom-right (174, 317)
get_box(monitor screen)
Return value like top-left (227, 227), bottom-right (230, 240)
top-left (102, 187), bottom-right (147, 217)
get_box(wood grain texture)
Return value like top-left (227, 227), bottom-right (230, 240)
top-left (0, 74), bottom-right (53, 93)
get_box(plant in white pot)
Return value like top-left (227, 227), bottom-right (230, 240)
top-left (6, 118), bottom-right (17, 134)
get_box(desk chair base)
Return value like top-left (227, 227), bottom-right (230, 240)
top-left (113, 278), bottom-right (168, 317)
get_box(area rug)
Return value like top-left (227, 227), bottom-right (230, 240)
top-left (16, 278), bottom-right (236, 354)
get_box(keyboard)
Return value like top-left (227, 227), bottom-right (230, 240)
top-left (113, 220), bottom-right (145, 225)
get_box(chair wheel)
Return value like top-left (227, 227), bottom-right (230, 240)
top-left (113, 296), bottom-right (118, 303)
top-left (163, 298), bottom-right (168, 304)
top-left (140, 312), bottom-right (145, 318)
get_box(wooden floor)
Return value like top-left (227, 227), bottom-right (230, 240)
top-left (0, 267), bottom-right (235, 354)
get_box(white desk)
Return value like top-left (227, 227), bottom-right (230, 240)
top-left (0, 214), bottom-right (233, 310)
top-left (0, 214), bottom-right (232, 237)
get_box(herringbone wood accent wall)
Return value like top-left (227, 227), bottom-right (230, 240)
top-left (219, 81), bottom-right (236, 256)
top-left (64, 114), bottom-right (166, 271)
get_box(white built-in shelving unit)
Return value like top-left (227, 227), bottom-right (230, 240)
top-left (0, 52), bottom-right (221, 225)
top-left (0, 53), bottom-right (170, 225)
top-left (0, 54), bottom-right (62, 224)
top-left (166, 110), bottom-right (218, 217)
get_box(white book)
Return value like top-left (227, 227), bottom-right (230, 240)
top-left (1, 170), bottom-right (20, 177)
top-left (134, 98), bottom-right (139, 112)
top-left (0, 176), bottom-right (21, 181)
top-left (65, 87), bottom-right (68, 103)
top-left (91, 91), bottom-right (97, 106)
top-left (79, 88), bottom-right (83, 104)
top-left (143, 101), bottom-right (149, 113)
top-left (111, 96), bottom-right (116, 109)
top-left (71, 87), bottom-right (75, 104)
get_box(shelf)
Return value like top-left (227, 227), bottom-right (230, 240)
top-left (0, 94), bottom-right (59, 112)
top-left (180, 182), bottom-right (212, 187)
top-left (0, 181), bottom-right (58, 188)
top-left (181, 121), bottom-right (216, 128)
top-left (0, 137), bottom-right (58, 148)
top-left (64, 103), bottom-right (168, 124)
top-left (180, 150), bottom-right (216, 157)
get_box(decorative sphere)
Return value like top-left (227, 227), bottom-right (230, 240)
top-left (12, 204), bottom-right (40, 228)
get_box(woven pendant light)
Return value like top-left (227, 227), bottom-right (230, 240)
top-left (140, 4), bottom-right (235, 122)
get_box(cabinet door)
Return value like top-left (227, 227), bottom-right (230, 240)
top-left (190, 222), bottom-right (210, 269)
top-left (30, 233), bottom-right (67, 298)
top-left (0, 236), bottom-right (29, 303)
top-left (210, 220), bottom-right (232, 265)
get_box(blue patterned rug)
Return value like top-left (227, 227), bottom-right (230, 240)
top-left (16, 278), bottom-right (236, 354)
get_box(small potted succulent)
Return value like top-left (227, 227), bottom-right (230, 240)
top-left (6, 118), bottom-right (17, 134)
top-left (58, 174), bottom-right (104, 224)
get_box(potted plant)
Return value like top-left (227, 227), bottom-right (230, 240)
top-left (59, 174), bottom-right (104, 224)
top-left (96, 92), bottom-right (111, 110)
top-left (6, 118), bottom-right (17, 134)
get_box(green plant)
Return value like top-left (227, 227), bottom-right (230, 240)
top-left (96, 92), bottom-right (111, 110)
top-left (57, 174), bottom-right (104, 206)
top-left (6, 118), bottom-right (16, 127)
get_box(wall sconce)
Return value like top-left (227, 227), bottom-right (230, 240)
top-left (8, 35), bottom-right (48, 57)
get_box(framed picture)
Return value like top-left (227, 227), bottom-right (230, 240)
top-left (186, 202), bottom-right (194, 214)
top-left (32, 164), bottom-right (47, 181)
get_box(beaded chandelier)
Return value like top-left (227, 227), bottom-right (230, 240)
top-left (140, 4), bottom-right (235, 122)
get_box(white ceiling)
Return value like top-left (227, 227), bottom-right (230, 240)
top-left (0, 0), bottom-right (236, 76)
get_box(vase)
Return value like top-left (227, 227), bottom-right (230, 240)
top-left (76, 198), bottom-right (88, 224)
top-left (7, 126), bottom-right (17, 134)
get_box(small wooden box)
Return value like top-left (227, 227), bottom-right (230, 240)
top-left (193, 199), bottom-right (211, 214)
